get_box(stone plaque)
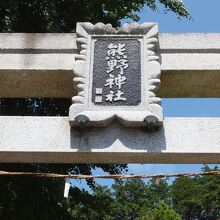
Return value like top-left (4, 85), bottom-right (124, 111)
top-left (92, 38), bottom-right (141, 106)
top-left (69, 22), bottom-right (163, 128)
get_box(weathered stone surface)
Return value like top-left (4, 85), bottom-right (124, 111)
top-left (0, 116), bottom-right (220, 163)
top-left (1, 33), bottom-right (220, 98)
top-left (0, 33), bottom-right (77, 50)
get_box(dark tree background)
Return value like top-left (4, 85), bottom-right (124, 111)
top-left (0, 0), bottom-right (190, 32)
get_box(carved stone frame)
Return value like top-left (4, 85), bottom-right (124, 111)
top-left (69, 22), bottom-right (163, 128)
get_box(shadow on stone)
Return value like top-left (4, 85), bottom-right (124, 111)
top-left (70, 121), bottom-right (166, 153)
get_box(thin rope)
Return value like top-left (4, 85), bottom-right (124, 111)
top-left (0, 170), bottom-right (219, 179)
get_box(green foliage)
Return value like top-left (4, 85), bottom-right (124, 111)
top-left (61, 178), bottom-right (173, 220)
top-left (110, 179), bottom-right (153, 219)
top-left (0, 0), bottom-right (190, 33)
top-left (137, 200), bottom-right (181, 220)
top-left (171, 165), bottom-right (220, 219)
top-left (172, 176), bottom-right (202, 218)
top-left (62, 169), bottom-right (220, 220)
top-left (159, 0), bottom-right (191, 19)
top-left (60, 185), bottom-right (113, 220)
top-left (0, 163), bottom-right (127, 219)
top-left (0, 164), bottom-right (69, 219)
top-left (109, 178), bottom-right (171, 220)
top-left (0, 163), bottom-right (219, 219)
top-left (197, 165), bottom-right (220, 217)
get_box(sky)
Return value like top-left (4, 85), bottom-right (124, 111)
top-left (123, 0), bottom-right (220, 33)
top-left (73, 0), bottom-right (220, 190)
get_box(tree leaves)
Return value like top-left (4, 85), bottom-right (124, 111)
top-left (0, 0), bottom-right (191, 32)
top-left (171, 165), bottom-right (220, 219)
top-left (159, 0), bottom-right (191, 19)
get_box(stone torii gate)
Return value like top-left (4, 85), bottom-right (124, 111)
top-left (0, 22), bottom-right (220, 164)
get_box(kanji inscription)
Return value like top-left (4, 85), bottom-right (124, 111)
top-left (92, 39), bottom-right (141, 106)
